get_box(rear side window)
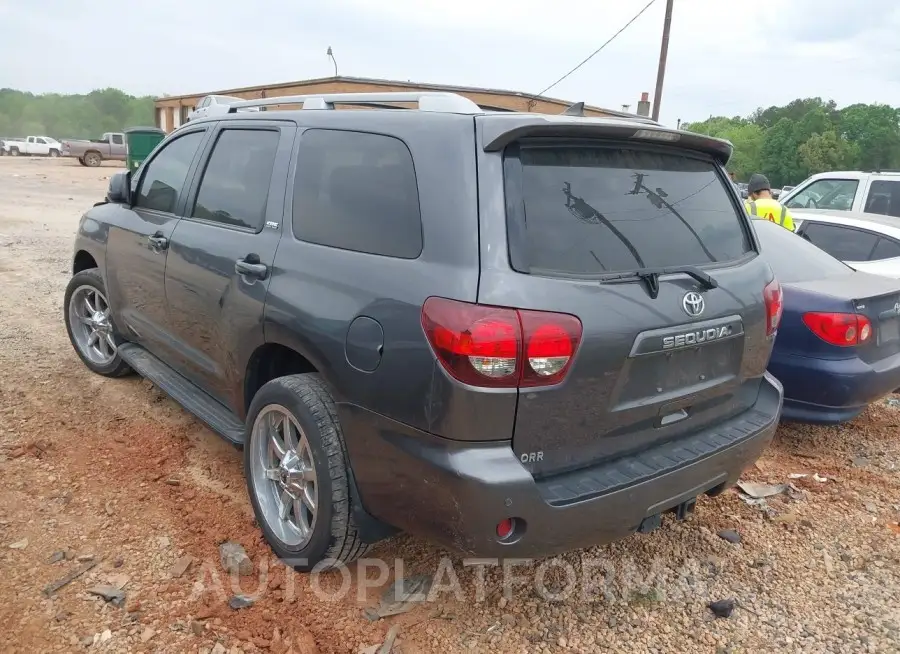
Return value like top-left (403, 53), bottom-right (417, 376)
top-left (866, 180), bottom-right (900, 218)
top-left (802, 222), bottom-right (878, 261)
top-left (755, 220), bottom-right (850, 283)
top-left (292, 129), bottom-right (422, 259)
top-left (192, 129), bottom-right (279, 231)
top-left (507, 144), bottom-right (750, 276)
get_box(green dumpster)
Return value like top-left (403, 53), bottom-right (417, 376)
top-left (124, 127), bottom-right (166, 172)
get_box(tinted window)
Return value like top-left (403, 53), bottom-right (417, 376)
top-left (292, 129), bottom-right (422, 259)
top-left (509, 145), bottom-right (750, 275)
top-left (192, 129), bottom-right (279, 231)
top-left (871, 237), bottom-right (900, 261)
top-left (785, 179), bottom-right (858, 211)
top-left (112, 134), bottom-right (124, 145)
top-left (136, 131), bottom-right (204, 213)
top-left (755, 220), bottom-right (850, 283)
top-left (802, 222), bottom-right (878, 261)
top-left (865, 180), bottom-right (900, 218)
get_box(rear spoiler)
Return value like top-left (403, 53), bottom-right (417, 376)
top-left (480, 115), bottom-right (733, 165)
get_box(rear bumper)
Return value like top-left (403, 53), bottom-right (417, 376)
top-left (768, 350), bottom-right (900, 424)
top-left (342, 373), bottom-right (782, 559)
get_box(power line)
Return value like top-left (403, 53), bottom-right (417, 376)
top-left (535, 0), bottom-right (659, 98)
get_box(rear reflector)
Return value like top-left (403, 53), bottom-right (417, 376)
top-left (802, 312), bottom-right (872, 347)
top-left (421, 297), bottom-right (583, 388)
top-left (763, 278), bottom-right (783, 336)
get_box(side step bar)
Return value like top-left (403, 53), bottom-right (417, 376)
top-left (118, 343), bottom-right (245, 446)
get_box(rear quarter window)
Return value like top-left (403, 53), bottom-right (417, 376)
top-left (505, 143), bottom-right (751, 276)
top-left (292, 129), bottom-right (423, 259)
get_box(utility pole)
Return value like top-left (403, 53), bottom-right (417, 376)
top-left (651, 0), bottom-right (674, 122)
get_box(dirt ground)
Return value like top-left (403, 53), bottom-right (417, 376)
top-left (0, 156), bottom-right (898, 654)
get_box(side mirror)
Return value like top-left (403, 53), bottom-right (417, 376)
top-left (106, 170), bottom-right (131, 204)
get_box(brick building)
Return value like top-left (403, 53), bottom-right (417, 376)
top-left (153, 75), bottom-right (632, 132)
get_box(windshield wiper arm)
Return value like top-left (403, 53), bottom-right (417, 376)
top-left (600, 266), bottom-right (718, 299)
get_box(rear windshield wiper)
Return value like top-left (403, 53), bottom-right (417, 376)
top-left (600, 266), bottom-right (718, 299)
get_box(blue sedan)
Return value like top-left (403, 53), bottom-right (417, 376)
top-left (757, 220), bottom-right (900, 424)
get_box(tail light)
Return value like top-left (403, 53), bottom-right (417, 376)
top-left (763, 278), bottom-right (783, 336)
top-left (802, 312), bottom-right (872, 346)
top-left (421, 297), bottom-right (582, 388)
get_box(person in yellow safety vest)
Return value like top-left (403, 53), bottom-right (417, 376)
top-left (744, 173), bottom-right (796, 232)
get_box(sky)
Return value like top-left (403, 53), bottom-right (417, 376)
top-left (3, 0), bottom-right (900, 126)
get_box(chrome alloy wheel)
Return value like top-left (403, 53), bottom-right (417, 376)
top-left (68, 285), bottom-right (117, 366)
top-left (249, 405), bottom-right (318, 548)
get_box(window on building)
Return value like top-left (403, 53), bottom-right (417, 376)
top-left (192, 129), bottom-right (280, 231)
top-left (292, 129), bottom-right (423, 259)
top-left (135, 130), bottom-right (205, 214)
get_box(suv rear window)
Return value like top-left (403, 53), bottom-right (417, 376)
top-left (506, 144), bottom-right (751, 276)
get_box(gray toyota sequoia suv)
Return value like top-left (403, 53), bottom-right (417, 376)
top-left (64, 92), bottom-right (784, 570)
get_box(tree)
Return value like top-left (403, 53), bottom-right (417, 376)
top-left (798, 130), bottom-right (860, 173)
top-left (684, 97), bottom-right (900, 186)
top-left (0, 88), bottom-right (155, 139)
top-left (839, 103), bottom-right (900, 172)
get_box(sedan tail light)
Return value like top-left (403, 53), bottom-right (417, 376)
top-left (421, 297), bottom-right (583, 388)
top-left (802, 312), bottom-right (872, 346)
top-left (763, 278), bottom-right (783, 336)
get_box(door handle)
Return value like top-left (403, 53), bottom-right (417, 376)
top-left (235, 258), bottom-right (269, 280)
top-left (148, 234), bottom-right (168, 251)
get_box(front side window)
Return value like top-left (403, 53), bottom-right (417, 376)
top-left (135, 131), bottom-right (205, 214)
top-left (802, 222), bottom-right (878, 261)
top-left (786, 179), bottom-right (858, 211)
top-left (508, 144), bottom-right (751, 276)
top-left (36, 138), bottom-right (46, 144)
top-left (192, 129), bottom-right (280, 231)
top-left (292, 129), bottom-right (423, 259)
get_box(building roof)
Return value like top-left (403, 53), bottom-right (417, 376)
top-left (155, 75), bottom-right (638, 119)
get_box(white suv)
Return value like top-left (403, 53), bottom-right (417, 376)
top-left (781, 171), bottom-right (900, 218)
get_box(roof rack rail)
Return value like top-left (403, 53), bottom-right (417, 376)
top-left (215, 92), bottom-right (483, 115)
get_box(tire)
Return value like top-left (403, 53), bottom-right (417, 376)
top-left (77, 157), bottom-right (87, 166)
top-left (9, 147), bottom-right (19, 157)
top-left (84, 151), bottom-right (102, 167)
top-left (49, 149), bottom-right (60, 158)
top-left (245, 374), bottom-right (369, 572)
top-left (63, 268), bottom-right (132, 378)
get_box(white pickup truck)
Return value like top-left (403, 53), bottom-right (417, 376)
top-left (781, 170), bottom-right (900, 218)
top-left (2, 136), bottom-right (63, 157)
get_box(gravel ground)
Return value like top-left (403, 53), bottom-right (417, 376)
top-left (0, 157), bottom-right (898, 654)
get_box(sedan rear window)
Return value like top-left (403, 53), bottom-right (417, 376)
top-left (754, 220), bottom-right (851, 283)
top-left (506, 144), bottom-right (751, 276)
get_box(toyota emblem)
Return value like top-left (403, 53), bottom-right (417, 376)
top-left (682, 292), bottom-right (705, 317)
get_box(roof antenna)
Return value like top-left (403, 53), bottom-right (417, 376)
top-left (562, 102), bottom-right (585, 117)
